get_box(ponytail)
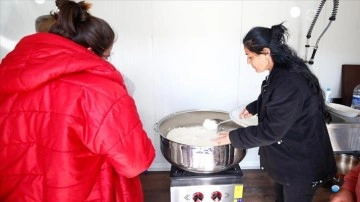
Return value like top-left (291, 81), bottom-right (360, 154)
top-left (49, 0), bottom-right (115, 57)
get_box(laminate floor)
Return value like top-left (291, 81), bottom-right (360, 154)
top-left (140, 169), bottom-right (333, 202)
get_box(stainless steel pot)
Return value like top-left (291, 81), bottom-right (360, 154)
top-left (334, 153), bottom-right (360, 176)
top-left (154, 109), bottom-right (246, 173)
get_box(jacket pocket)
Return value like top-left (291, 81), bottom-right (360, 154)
top-left (274, 140), bottom-right (290, 151)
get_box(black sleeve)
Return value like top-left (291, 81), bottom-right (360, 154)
top-left (246, 100), bottom-right (258, 115)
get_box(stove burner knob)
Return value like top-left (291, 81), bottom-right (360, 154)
top-left (211, 191), bottom-right (222, 200)
top-left (192, 192), bottom-right (204, 201)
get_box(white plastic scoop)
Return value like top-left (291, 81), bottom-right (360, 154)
top-left (202, 119), bottom-right (232, 130)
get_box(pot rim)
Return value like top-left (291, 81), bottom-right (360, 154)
top-left (154, 109), bottom-right (229, 133)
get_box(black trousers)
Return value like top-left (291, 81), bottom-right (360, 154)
top-left (274, 182), bottom-right (318, 202)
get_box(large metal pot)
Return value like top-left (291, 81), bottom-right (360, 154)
top-left (334, 153), bottom-right (360, 176)
top-left (155, 109), bottom-right (246, 173)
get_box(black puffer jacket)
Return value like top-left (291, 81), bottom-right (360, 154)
top-left (229, 66), bottom-right (337, 186)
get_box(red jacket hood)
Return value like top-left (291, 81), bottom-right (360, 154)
top-left (0, 33), bottom-right (124, 93)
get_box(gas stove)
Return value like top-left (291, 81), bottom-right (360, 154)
top-left (170, 165), bottom-right (244, 202)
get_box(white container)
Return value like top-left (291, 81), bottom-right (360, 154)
top-left (325, 88), bottom-right (332, 103)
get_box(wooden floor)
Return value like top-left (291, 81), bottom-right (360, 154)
top-left (140, 169), bottom-right (333, 202)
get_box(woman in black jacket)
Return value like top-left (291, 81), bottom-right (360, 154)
top-left (214, 23), bottom-right (337, 202)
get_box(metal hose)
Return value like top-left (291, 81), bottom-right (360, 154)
top-left (306, 0), bottom-right (327, 39)
top-left (305, 0), bottom-right (339, 65)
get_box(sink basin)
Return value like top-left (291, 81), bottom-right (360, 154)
top-left (330, 113), bottom-right (346, 123)
top-left (327, 112), bottom-right (360, 152)
top-left (330, 112), bottom-right (359, 124)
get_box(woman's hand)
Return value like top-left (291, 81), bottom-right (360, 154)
top-left (212, 131), bottom-right (231, 145)
top-left (240, 108), bottom-right (253, 118)
top-left (330, 189), bottom-right (356, 202)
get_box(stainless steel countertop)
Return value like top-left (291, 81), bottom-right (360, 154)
top-left (327, 112), bottom-right (360, 152)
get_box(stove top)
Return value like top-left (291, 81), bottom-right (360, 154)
top-left (170, 164), bottom-right (243, 178)
top-left (170, 165), bottom-right (244, 202)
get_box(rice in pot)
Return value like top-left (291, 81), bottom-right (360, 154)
top-left (166, 126), bottom-right (221, 146)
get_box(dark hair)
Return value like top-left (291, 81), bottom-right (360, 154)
top-left (35, 15), bottom-right (56, 33)
top-left (243, 23), bottom-right (331, 123)
top-left (49, 0), bottom-right (115, 57)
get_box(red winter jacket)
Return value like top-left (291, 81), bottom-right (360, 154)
top-left (0, 33), bottom-right (155, 202)
top-left (341, 164), bottom-right (360, 201)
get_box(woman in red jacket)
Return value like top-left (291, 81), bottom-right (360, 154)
top-left (331, 163), bottom-right (360, 202)
top-left (0, 0), bottom-right (155, 201)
